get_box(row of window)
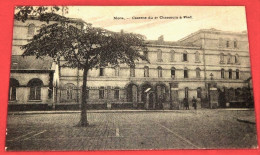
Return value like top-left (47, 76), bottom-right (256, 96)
top-left (220, 53), bottom-right (240, 64)
top-left (221, 69), bottom-right (240, 79)
top-left (219, 38), bottom-right (238, 48)
top-left (65, 86), bottom-right (246, 102)
top-left (100, 67), bottom-right (241, 79)
top-left (65, 87), bottom-right (119, 100)
top-left (145, 50), bottom-right (201, 63)
top-left (9, 78), bottom-right (43, 101)
top-left (146, 50), bottom-right (241, 65)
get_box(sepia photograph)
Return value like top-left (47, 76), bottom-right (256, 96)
top-left (5, 6), bottom-right (257, 151)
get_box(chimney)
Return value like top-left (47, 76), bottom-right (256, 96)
top-left (158, 35), bottom-right (164, 43)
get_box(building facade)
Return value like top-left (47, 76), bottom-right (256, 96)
top-left (9, 19), bottom-right (254, 110)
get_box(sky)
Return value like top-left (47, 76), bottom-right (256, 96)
top-left (65, 6), bottom-right (247, 41)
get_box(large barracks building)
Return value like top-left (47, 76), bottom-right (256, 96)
top-left (8, 18), bottom-right (254, 110)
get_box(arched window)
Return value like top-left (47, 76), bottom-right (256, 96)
top-left (183, 51), bottom-right (188, 61)
top-left (9, 78), bottom-right (19, 101)
top-left (219, 38), bottom-right (224, 48)
top-left (144, 66), bottom-right (149, 77)
top-left (114, 87), bottom-right (120, 100)
top-left (196, 67), bottom-right (201, 78)
top-left (170, 50), bottom-right (175, 62)
top-left (28, 78), bottom-right (43, 100)
top-left (227, 53), bottom-right (232, 64)
top-left (171, 67), bottom-right (176, 79)
top-left (99, 87), bottom-right (105, 99)
top-left (220, 53), bottom-right (224, 63)
top-left (157, 66), bottom-right (162, 77)
top-left (221, 68), bottom-right (225, 79)
top-left (114, 66), bottom-right (120, 76)
top-left (130, 66), bottom-right (135, 77)
top-left (195, 51), bottom-right (200, 62)
top-left (184, 67), bottom-right (188, 78)
top-left (234, 39), bottom-right (238, 48)
top-left (28, 24), bottom-right (36, 36)
top-left (236, 69), bottom-right (239, 79)
top-left (197, 87), bottom-right (202, 98)
top-left (157, 49), bottom-right (162, 62)
top-left (235, 54), bottom-right (239, 64)
top-left (229, 69), bottom-right (233, 79)
top-left (64, 83), bottom-right (76, 100)
top-left (185, 87), bottom-right (189, 98)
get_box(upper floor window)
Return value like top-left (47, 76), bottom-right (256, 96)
top-left (183, 51), bottom-right (188, 61)
top-left (114, 66), bottom-right (120, 76)
top-left (219, 38), bottom-right (224, 48)
top-left (28, 24), bottom-right (36, 36)
top-left (184, 67), bottom-right (188, 78)
top-left (157, 66), bottom-right (162, 77)
top-left (170, 50), bottom-right (175, 62)
top-left (144, 66), bottom-right (149, 77)
top-left (28, 78), bottom-right (43, 100)
top-left (236, 69), bottom-right (240, 79)
top-left (229, 69), bottom-right (233, 79)
top-left (171, 67), bottom-right (176, 79)
top-left (227, 53), bottom-right (232, 64)
top-left (130, 66), bottom-right (135, 77)
top-left (235, 54), bottom-right (240, 64)
top-left (234, 39), bottom-right (238, 48)
top-left (221, 68), bottom-right (225, 79)
top-left (195, 51), bottom-right (200, 62)
top-left (99, 87), bottom-right (105, 99)
top-left (157, 49), bottom-right (162, 62)
top-left (196, 67), bottom-right (201, 78)
top-left (220, 53), bottom-right (224, 63)
top-left (9, 78), bottom-right (19, 101)
top-left (226, 40), bottom-right (230, 48)
top-left (100, 68), bottom-right (104, 76)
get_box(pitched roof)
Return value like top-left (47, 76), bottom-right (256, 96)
top-left (11, 55), bottom-right (54, 70)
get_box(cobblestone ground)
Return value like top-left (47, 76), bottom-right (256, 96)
top-left (5, 109), bottom-right (258, 151)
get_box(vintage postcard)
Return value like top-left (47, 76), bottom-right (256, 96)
top-left (5, 6), bottom-right (257, 150)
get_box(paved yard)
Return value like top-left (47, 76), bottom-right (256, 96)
top-left (5, 109), bottom-right (258, 151)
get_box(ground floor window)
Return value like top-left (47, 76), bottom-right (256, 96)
top-left (28, 78), bottom-right (43, 100)
top-left (197, 87), bottom-right (202, 98)
top-left (114, 88), bottom-right (120, 99)
top-left (185, 87), bottom-right (189, 98)
top-left (9, 87), bottom-right (17, 101)
top-left (9, 78), bottom-right (19, 101)
top-left (99, 87), bottom-right (105, 99)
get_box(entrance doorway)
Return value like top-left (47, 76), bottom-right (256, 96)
top-left (148, 93), bottom-right (155, 109)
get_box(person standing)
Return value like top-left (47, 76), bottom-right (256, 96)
top-left (183, 97), bottom-right (189, 110)
top-left (192, 96), bottom-right (197, 110)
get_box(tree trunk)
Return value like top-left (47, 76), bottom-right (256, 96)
top-left (80, 66), bottom-right (89, 126)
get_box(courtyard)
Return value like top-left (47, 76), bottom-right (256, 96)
top-left (5, 109), bottom-right (258, 151)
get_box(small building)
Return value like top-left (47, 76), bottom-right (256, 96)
top-left (9, 56), bottom-right (58, 110)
